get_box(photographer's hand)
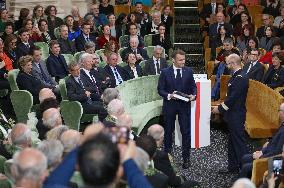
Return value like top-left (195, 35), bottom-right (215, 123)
top-left (267, 173), bottom-right (278, 188)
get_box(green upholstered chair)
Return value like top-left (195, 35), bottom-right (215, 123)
top-left (116, 75), bottom-right (162, 134)
top-left (0, 179), bottom-right (12, 188)
top-left (4, 159), bottom-right (13, 181)
top-left (118, 47), bottom-right (127, 57)
top-left (119, 35), bottom-right (129, 47)
top-left (34, 42), bottom-right (49, 60)
top-left (54, 27), bottom-right (60, 39)
top-left (144, 46), bottom-right (166, 59)
top-left (144, 34), bottom-right (155, 47)
top-left (119, 62), bottom-right (127, 67)
top-left (0, 155), bottom-right (6, 174)
top-left (62, 54), bottom-right (75, 66)
top-left (10, 90), bottom-right (33, 123)
top-left (98, 61), bottom-right (106, 68)
top-left (74, 51), bottom-right (85, 63)
top-left (139, 60), bottom-right (146, 70)
top-left (7, 69), bottom-right (20, 91)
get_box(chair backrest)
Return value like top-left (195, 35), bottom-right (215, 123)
top-left (74, 51), bottom-right (85, 63)
top-left (10, 90), bottom-right (33, 123)
top-left (60, 100), bottom-right (82, 131)
top-left (139, 60), bottom-right (146, 70)
top-left (34, 42), bottom-right (49, 60)
top-left (116, 75), bottom-right (162, 110)
top-left (114, 5), bottom-right (130, 16)
top-left (119, 35), bottom-right (129, 48)
top-left (144, 34), bottom-right (155, 47)
top-left (119, 62), bottom-right (127, 67)
top-left (118, 47), bottom-right (127, 57)
top-left (144, 46), bottom-right (165, 58)
top-left (0, 155), bottom-right (6, 174)
top-left (215, 46), bottom-right (222, 56)
top-left (59, 77), bottom-right (69, 100)
top-left (54, 27), bottom-right (60, 39)
top-left (7, 69), bottom-right (20, 91)
top-left (62, 54), bottom-right (75, 66)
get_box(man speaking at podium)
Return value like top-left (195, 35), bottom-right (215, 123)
top-left (157, 49), bottom-right (197, 169)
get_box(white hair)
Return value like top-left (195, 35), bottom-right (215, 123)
top-left (107, 99), bottom-right (125, 116)
top-left (11, 124), bottom-right (31, 146)
top-left (42, 109), bottom-right (61, 128)
top-left (79, 52), bottom-right (93, 65)
top-left (102, 88), bottom-right (120, 105)
top-left (231, 178), bottom-right (256, 188)
top-left (133, 147), bottom-right (149, 172)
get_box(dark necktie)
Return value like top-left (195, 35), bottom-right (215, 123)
top-left (26, 43), bottom-right (30, 48)
top-left (114, 67), bottom-right (122, 84)
top-left (156, 60), bottom-right (160, 74)
top-left (86, 36), bottom-right (90, 41)
top-left (38, 63), bottom-right (49, 82)
top-left (176, 69), bottom-right (182, 81)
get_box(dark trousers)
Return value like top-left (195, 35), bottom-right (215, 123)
top-left (82, 101), bottom-right (108, 121)
top-left (163, 101), bottom-right (191, 161)
top-left (226, 117), bottom-right (249, 170)
top-left (240, 154), bottom-right (253, 178)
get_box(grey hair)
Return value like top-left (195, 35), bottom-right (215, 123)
top-left (227, 53), bottom-right (242, 66)
top-left (223, 37), bottom-right (234, 45)
top-left (42, 110), bottom-right (61, 129)
top-left (133, 147), bottom-right (149, 172)
top-left (84, 14), bottom-right (94, 22)
top-left (12, 150), bottom-right (47, 182)
top-left (79, 52), bottom-right (93, 65)
top-left (37, 140), bottom-right (64, 168)
top-left (60, 131), bottom-right (81, 153)
top-left (154, 45), bottom-right (163, 52)
top-left (84, 41), bottom-right (96, 50)
top-left (46, 125), bottom-right (69, 140)
top-left (107, 99), bottom-right (125, 116)
top-left (152, 10), bottom-right (161, 16)
top-left (102, 88), bottom-right (120, 105)
top-left (231, 178), bottom-right (256, 188)
top-left (11, 124), bottom-right (31, 146)
top-left (147, 125), bottom-right (164, 141)
top-left (129, 37), bottom-right (139, 43)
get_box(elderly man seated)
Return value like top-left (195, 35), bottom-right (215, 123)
top-left (103, 99), bottom-right (125, 127)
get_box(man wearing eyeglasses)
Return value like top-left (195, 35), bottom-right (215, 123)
top-left (212, 53), bottom-right (249, 174)
top-left (242, 48), bottom-right (264, 81)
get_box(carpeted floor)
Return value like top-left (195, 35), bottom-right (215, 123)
top-left (171, 125), bottom-right (256, 188)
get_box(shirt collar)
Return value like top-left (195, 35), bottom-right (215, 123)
top-left (173, 64), bottom-right (181, 71)
top-left (153, 56), bottom-right (159, 62)
top-left (82, 68), bottom-right (90, 75)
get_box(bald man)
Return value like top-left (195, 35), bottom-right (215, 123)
top-left (42, 108), bottom-right (62, 129)
top-left (60, 130), bottom-right (81, 155)
top-left (39, 88), bottom-right (56, 103)
top-left (12, 148), bottom-right (48, 188)
top-left (10, 123), bottom-right (32, 149)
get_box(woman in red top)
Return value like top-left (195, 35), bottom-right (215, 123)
top-left (23, 18), bottom-right (42, 43)
top-left (259, 40), bottom-right (283, 65)
top-left (96, 25), bottom-right (117, 49)
top-left (0, 38), bottom-right (13, 71)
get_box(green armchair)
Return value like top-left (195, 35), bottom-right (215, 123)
top-left (34, 42), bottom-right (49, 60)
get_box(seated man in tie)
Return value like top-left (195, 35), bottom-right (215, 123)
top-left (241, 48), bottom-right (264, 81)
top-left (75, 22), bottom-right (97, 52)
top-left (144, 45), bottom-right (168, 76)
top-left (46, 40), bottom-right (69, 82)
top-left (57, 24), bottom-right (77, 54)
top-left (104, 52), bottom-right (130, 87)
top-left (15, 28), bottom-right (35, 59)
top-left (31, 46), bottom-right (59, 93)
top-left (121, 37), bottom-right (149, 63)
top-left (66, 62), bottom-right (107, 121)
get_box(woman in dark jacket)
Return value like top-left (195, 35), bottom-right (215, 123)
top-left (123, 52), bottom-right (143, 79)
top-left (44, 5), bottom-right (64, 33)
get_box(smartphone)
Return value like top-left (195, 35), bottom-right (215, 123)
top-left (273, 158), bottom-right (283, 176)
top-left (103, 126), bottom-right (130, 144)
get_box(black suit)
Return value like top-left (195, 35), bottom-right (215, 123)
top-left (46, 54), bottom-right (69, 82)
top-left (75, 33), bottom-right (96, 52)
top-left (262, 65), bottom-right (284, 89)
top-left (123, 64), bottom-right (143, 79)
top-left (16, 71), bottom-right (44, 104)
top-left (144, 57), bottom-right (168, 76)
top-left (121, 47), bottom-right (149, 62)
top-left (209, 23), bottom-right (233, 38)
top-left (104, 64), bottom-right (130, 87)
top-left (146, 172), bottom-right (169, 188)
top-left (58, 37), bottom-right (77, 54)
top-left (145, 22), bottom-right (160, 35)
top-left (161, 14), bottom-right (173, 34)
top-left (242, 61), bottom-right (264, 82)
top-left (152, 34), bottom-right (172, 55)
top-left (218, 69), bottom-right (249, 170)
top-left (158, 66), bottom-right (197, 162)
top-left (15, 41), bottom-right (34, 59)
top-left (90, 67), bottom-right (112, 92)
top-left (200, 3), bottom-right (218, 20)
top-left (80, 69), bottom-right (101, 95)
top-left (66, 75), bottom-right (107, 120)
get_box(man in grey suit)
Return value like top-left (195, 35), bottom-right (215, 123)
top-left (144, 45), bottom-right (168, 75)
top-left (31, 46), bottom-right (58, 91)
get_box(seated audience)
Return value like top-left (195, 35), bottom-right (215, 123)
top-left (84, 14), bottom-right (99, 36)
top-left (209, 12), bottom-right (233, 39)
top-left (123, 52), bottom-right (143, 79)
top-left (4, 34), bottom-right (18, 65)
top-left (64, 15), bottom-right (81, 41)
top-left (96, 25), bottom-right (117, 49)
top-left (60, 130), bottom-right (81, 156)
top-left (66, 62), bottom-right (107, 121)
top-left (46, 40), bottom-right (69, 82)
top-left (104, 52), bottom-right (130, 87)
top-left (38, 88), bottom-right (57, 104)
top-left (99, 0), bottom-right (114, 16)
top-left (240, 102), bottom-right (284, 178)
top-left (101, 40), bottom-right (122, 63)
top-left (259, 39), bottom-right (283, 64)
top-left (0, 9), bottom-right (9, 33)
top-left (1, 21), bottom-right (14, 41)
top-left (241, 48), bottom-right (264, 81)
top-left (233, 11), bottom-right (254, 38)
top-left (259, 26), bottom-right (278, 52)
top-left (14, 8), bottom-right (30, 31)
top-left (256, 14), bottom-right (278, 39)
top-left (247, 36), bottom-right (259, 50)
top-left (152, 23), bottom-right (172, 55)
top-left (89, 3), bottom-right (108, 28)
top-left (161, 5), bottom-right (173, 35)
top-left (15, 28), bottom-right (35, 59)
top-left (38, 19), bottom-right (56, 44)
top-left (32, 5), bottom-right (45, 27)
top-left (57, 25), bottom-right (77, 54)
top-left (236, 24), bottom-right (255, 54)
top-left (31, 46), bottom-right (59, 92)
top-left (144, 45), bottom-right (168, 75)
top-left (200, 0), bottom-right (218, 27)
top-left (44, 5), bottom-right (64, 33)
top-left (229, 3), bottom-right (247, 28)
top-left (42, 108), bottom-right (63, 130)
top-left (146, 11), bottom-right (162, 35)
top-left (46, 125), bottom-right (69, 141)
top-left (84, 41), bottom-right (96, 54)
top-left (12, 148), bottom-right (48, 188)
top-left (262, 51), bottom-right (284, 89)
top-left (273, 5), bottom-right (284, 28)
top-left (210, 24), bottom-right (232, 56)
top-left (75, 22), bottom-right (96, 52)
top-left (108, 14), bottom-right (122, 40)
top-left (37, 139), bottom-right (64, 170)
top-left (17, 55), bottom-right (44, 104)
top-left (121, 37), bottom-right (149, 63)
top-left (23, 18), bottom-right (43, 43)
top-left (131, 2), bottom-right (146, 24)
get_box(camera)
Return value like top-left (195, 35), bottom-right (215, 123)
top-left (103, 126), bottom-right (130, 144)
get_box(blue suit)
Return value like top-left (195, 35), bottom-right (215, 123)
top-left (157, 65), bottom-right (196, 161)
top-left (218, 69), bottom-right (249, 170)
top-left (46, 54), bottom-right (69, 82)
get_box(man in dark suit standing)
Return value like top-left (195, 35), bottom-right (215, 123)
top-left (31, 46), bottom-right (58, 90)
top-left (240, 103), bottom-right (284, 178)
top-left (242, 48), bottom-right (264, 81)
top-left (57, 25), bottom-right (77, 54)
top-left (121, 37), bottom-right (149, 63)
top-left (15, 28), bottom-right (35, 59)
top-left (144, 45), bottom-right (168, 75)
top-left (46, 40), bottom-right (69, 82)
top-left (104, 52), bottom-right (130, 87)
top-left (66, 62), bottom-right (107, 121)
top-left (212, 53), bottom-right (249, 173)
top-left (158, 49), bottom-right (197, 169)
top-left (75, 22), bottom-right (96, 52)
